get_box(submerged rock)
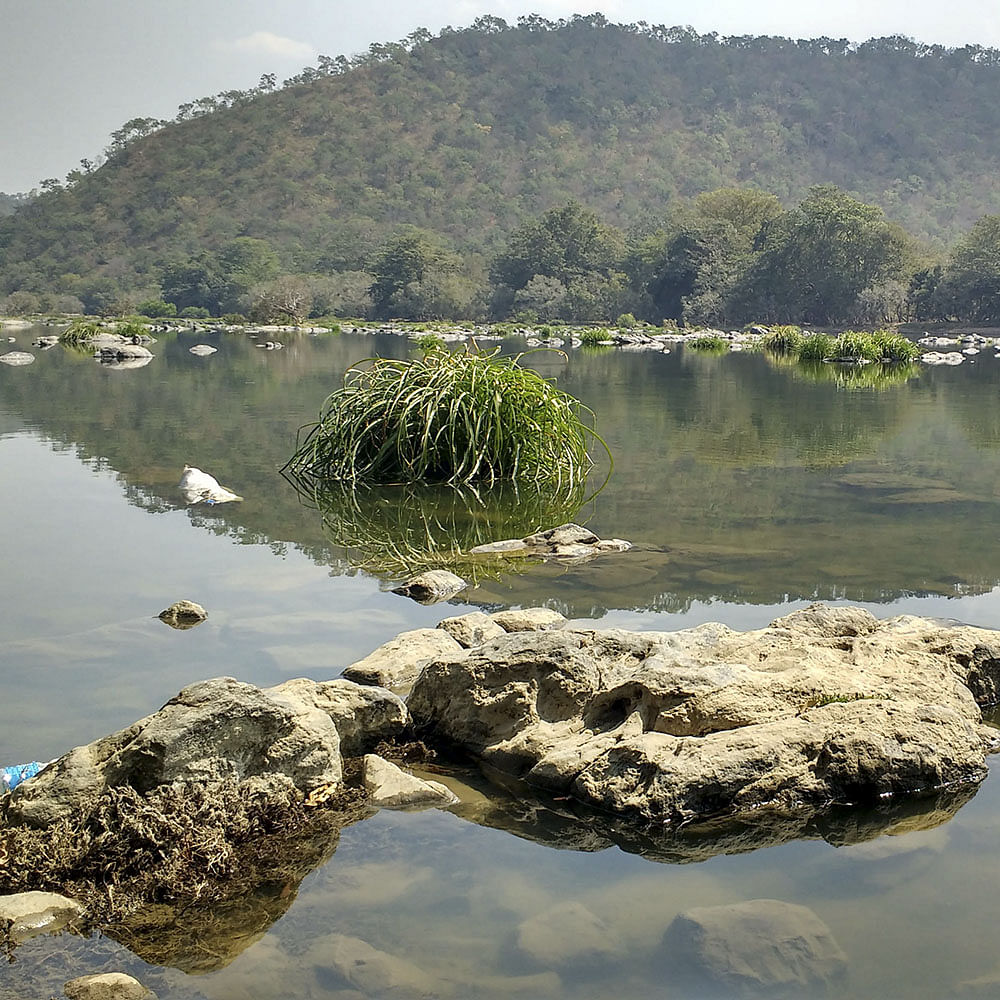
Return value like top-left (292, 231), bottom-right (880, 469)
top-left (188, 344), bottom-right (217, 356)
top-left (661, 899), bottom-right (848, 997)
top-left (0, 350), bottom-right (34, 365)
top-left (407, 604), bottom-right (1000, 825)
top-left (515, 901), bottom-right (625, 972)
top-left (470, 522), bottom-right (632, 565)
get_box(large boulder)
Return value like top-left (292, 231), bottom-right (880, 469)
top-left (408, 605), bottom-right (1000, 824)
top-left (7, 677), bottom-right (343, 827)
top-left (342, 627), bottom-right (465, 692)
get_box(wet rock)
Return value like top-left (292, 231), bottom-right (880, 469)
top-left (523, 523), bottom-right (598, 547)
top-left (515, 900), bottom-right (625, 972)
top-left (64, 972), bottom-right (154, 1000)
top-left (437, 612), bottom-right (507, 648)
top-left (0, 351), bottom-right (34, 365)
top-left (661, 899), bottom-right (848, 996)
top-left (95, 343), bottom-right (152, 363)
top-left (491, 607), bottom-right (567, 632)
top-left (391, 569), bottom-right (466, 603)
top-left (188, 344), bottom-right (217, 356)
top-left (267, 677), bottom-right (409, 755)
top-left (362, 754), bottom-right (458, 810)
top-left (7, 677), bottom-right (343, 827)
top-left (408, 605), bottom-right (1000, 825)
top-left (0, 890), bottom-right (85, 943)
top-left (342, 628), bottom-right (464, 691)
top-left (33, 335), bottom-right (60, 348)
top-left (468, 538), bottom-right (530, 554)
top-left (157, 600), bottom-right (207, 629)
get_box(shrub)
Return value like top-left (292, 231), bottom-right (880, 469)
top-left (836, 330), bottom-right (881, 361)
top-left (578, 328), bottom-right (612, 345)
top-left (688, 334), bottom-right (728, 352)
top-left (136, 299), bottom-right (176, 318)
top-left (869, 328), bottom-right (920, 363)
top-left (179, 306), bottom-right (211, 319)
top-left (283, 346), bottom-right (609, 496)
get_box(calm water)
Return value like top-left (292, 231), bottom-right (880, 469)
top-left (4, 326), bottom-right (1000, 998)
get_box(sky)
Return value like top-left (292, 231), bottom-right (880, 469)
top-left (3, 0), bottom-right (1000, 192)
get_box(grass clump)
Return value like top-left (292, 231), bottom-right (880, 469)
top-left (687, 333), bottom-right (728, 352)
top-left (762, 324), bottom-right (804, 354)
top-left (798, 332), bottom-right (838, 361)
top-left (870, 328), bottom-right (921, 363)
top-left (58, 320), bottom-right (104, 345)
top-left (284, 345), bottom-right (609, 497)
top-left (578, 328), bottom-right (613, 346)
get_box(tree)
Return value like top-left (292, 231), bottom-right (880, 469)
top-left (934, 215), bottom-right (1000, 321)
top-left (370, 229), bottom-right (469, 319)
top-left (736, 186), bottom-right (906, 324)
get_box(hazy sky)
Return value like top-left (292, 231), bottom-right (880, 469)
top-left (4, 0), bottom-right (999, 191)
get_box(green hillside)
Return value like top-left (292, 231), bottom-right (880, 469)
top-left (3, 15), bottom-right (1000, 317)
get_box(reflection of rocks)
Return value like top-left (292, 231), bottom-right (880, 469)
top-left (661, 899), bottom-right (848, 997)
top-left (0, 891), bottom-right (85, 944)
top-left (157, 600), bottom-right (207, 629)
top-left (392, 569), bottom-right (466, 603)
top-left (409, 604), bottom-right (1000, 826)
top-left (515, 901), bottom-right (625, 972)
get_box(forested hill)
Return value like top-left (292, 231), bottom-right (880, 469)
top-left (4, 15), bottom-right (1000, 296)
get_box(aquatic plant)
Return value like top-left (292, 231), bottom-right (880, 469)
top-left (798, 333), bottom-right (837, 361)
top-left (411, 332), bottom-right (446, 352)
top-left (836, 330), bottom-right (881, 362)
top-left (762, 325), bottom-right (804, 354)
top-left (58, 320), bottom-right (105, 345)
top-left (283, 345), bottom-right (610, 497)
top-left (869, 328), bottom-right (921, 363)
top-left (578, 328), bottom-right (613, 345)
top-left (687, 334), bottom-right (728, 352)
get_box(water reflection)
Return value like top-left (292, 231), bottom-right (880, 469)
top-left (285, 478), bottom-right (586, 581)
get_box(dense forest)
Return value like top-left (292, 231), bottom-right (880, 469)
top-left (4, 15), bottom-right (1000, 325)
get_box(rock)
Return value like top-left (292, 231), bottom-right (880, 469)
top-left (188, 344), bottom-right (217, 356)
top-left (64, 972), bottom-right (153, 1000)
top-left (178, 464), bottom-right (243, 504)
top-left (362, 754), bottom-right (458, 809)
top-left (523, 523), bottom-right (599, 547)
top-left (407, 605), bottom-right (1000, 825)
top-left (95, 343), bottom-right (152, 362)
top-left (551, 542), bottom-right (601, 560)
top-left (391, 569), bottom-right (466, 603)
top-left (468, 538), bottom-right (531, 554)
top-left (342, 628), bottom-right (464, 692)
top-left (491, 607), bottom-right (567, 632)
top-left (266, 677), bottom-right (409, 755)
top-left (0, 351), bottom-right (34, 365)
top-left (7, 677), bottom-right (343, 826)
top-left (306, 932), bottom-right (439, 996)
top-left (157, 599), bottom-right (207, 629)
top-left (0, 891), bottom-right (85, 943)
top-left (594, 538), bottom-right (633, 552)
top-left (33, 335), bottom-right (60, 348)
top-left (437, 612), bottom-right (507, 648)
top-left (515, 901), bottom-right (624, 972)
top-left (661, 899), bottom-right (847, 996)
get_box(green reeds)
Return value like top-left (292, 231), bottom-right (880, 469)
top-left (283, 345), bottom-right (610, 497)
top-left (58, 320), bottom-right (104, 345)
top-left (761, 325), bottom-right (805, 354)
top-left (687, 334), bottom-right (729, 353)
top-left (798, 333), bottom-right (838, 361)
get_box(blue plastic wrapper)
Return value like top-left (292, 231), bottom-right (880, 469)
top-left (2, 761), bottom-right (46, 793)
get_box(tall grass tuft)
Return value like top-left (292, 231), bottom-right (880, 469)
top-left (798, 333), bottom-right (837, 361)
top-left (762, 325), bottom-right (804, 354)
top-left (283, 345), bottom-right (610, 497)
top-left (687, 334), bottom-right (728, 352)
top-left (59, 320), bottom-right (104, 345)
top-left (869, 328), bottom-right (920, 363)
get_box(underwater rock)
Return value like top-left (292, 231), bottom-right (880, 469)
top-left (515, 900), bottom-right (625, 972)
top-left (661, 899), bottom-right (848, 996)
top-left (157, 600), bottom-right (207, 629)
top-left (188, 344), bottom-right (217, 356)
top-left (391, 569), bottom-right (467, 604)
top-left (407, 604), bottom-right (1000, 825)
top-left (0, 890), bottom-right (85, 943)
top-left (362, 754), bottom-right (458, 810)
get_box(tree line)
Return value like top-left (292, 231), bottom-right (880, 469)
top-left (5, 185), bottom-right (1000, 327)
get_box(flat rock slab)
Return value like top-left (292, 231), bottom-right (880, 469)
top-left (342, 627), bottom-right (464, 692)
top-left (408, 604), bottom-right (1000, 825)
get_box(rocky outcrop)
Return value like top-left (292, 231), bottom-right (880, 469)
top-left (342, 627), bottom-right (465, 690)
top-left (408, 604), bottom-right (1000, 825)
top-left (6, 677), bottom-right (344, 827)
top-left (661, 899), bottom-right (848, 997)
top-left (469, 522), bottom-right (632, 563)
